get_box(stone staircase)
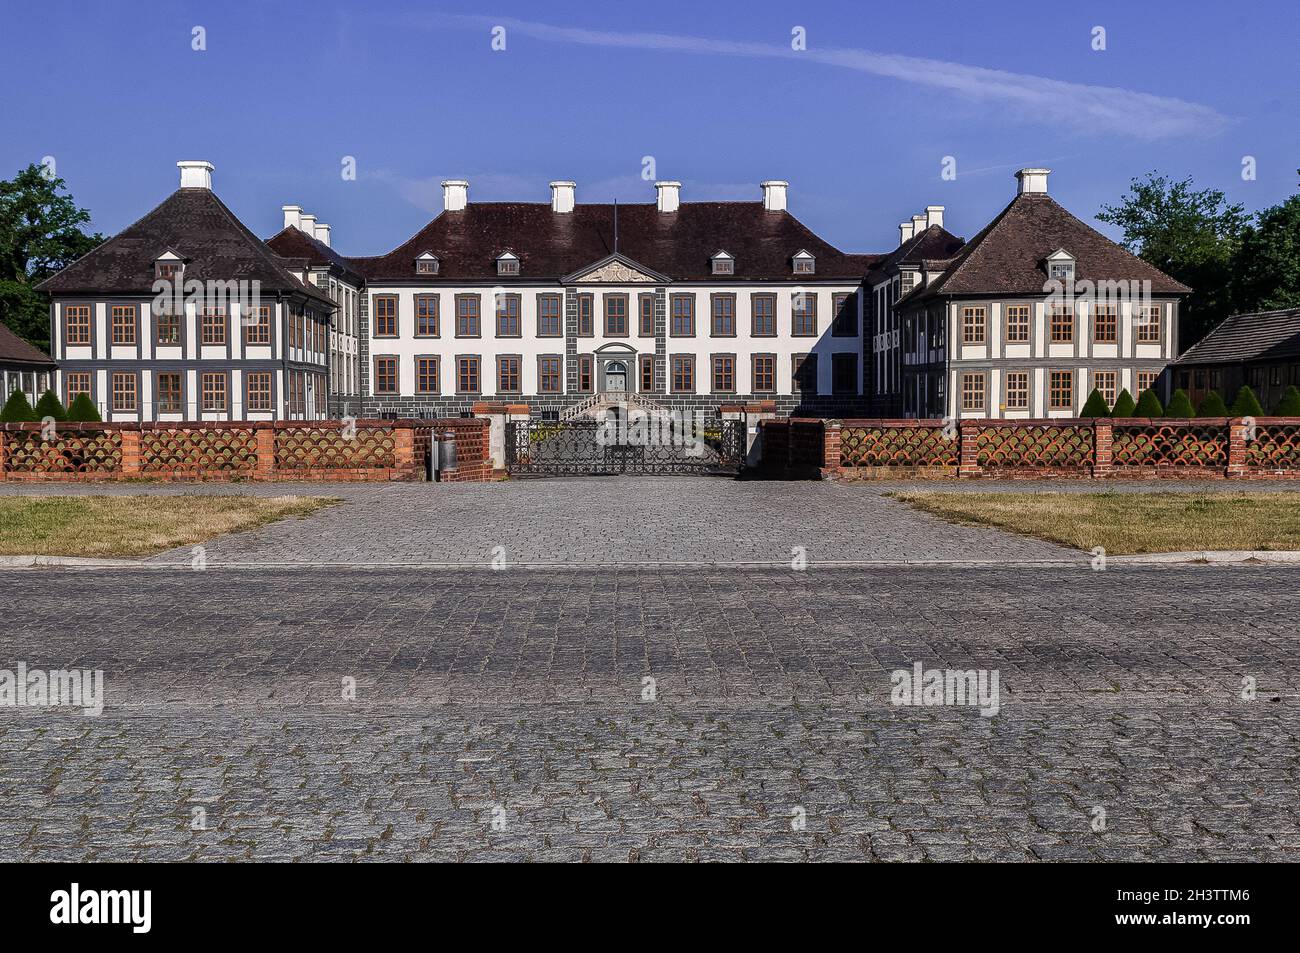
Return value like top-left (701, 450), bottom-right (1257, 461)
top-left (561, 391), bottom-right (671, 421)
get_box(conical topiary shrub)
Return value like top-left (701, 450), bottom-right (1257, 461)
top-left (1230, 384), bottom-right (1265, 417)
top-left (1273, 384), bottom-right (1300, 416)
top-left (65, 392), bottom-right (102, 422)
top-left (1164, 388), bottom-right (1195, 418)
top-left (34, 389), bottom-right (67, 422)
top-left (1195, 391), bottom-right (1229, 417)
top-left (0, 390), bottom-right (37, 422)
top-left (1134, 388), bottom-right (1164, 417)
top-left (1080, 388), bottom-right (1111, 418)
top-left (1111, 389), bottom-right (1137, 418)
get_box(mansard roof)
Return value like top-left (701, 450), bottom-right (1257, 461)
top-left (350, 201), bottom-right (875, 282)
top-left (265, 226), bottom-right (364, 286)
top-left (0, 321), bottom-right (55, 368)
top-left (1175, 308), bottom-right (1300, 367)
top-left (903, 193), bottom-right (1190, 304)
top-left (37, 187), bottom-right (335, 307)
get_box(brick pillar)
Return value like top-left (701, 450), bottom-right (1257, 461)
top-left (1226, 417), bottom-right (1248, 478)
top-left (0, 429), bottom-right (7, 480)
top-left (958, 420), bottom-right (981, 477)
top-left (1092, 420), bottom-right (1112, 478)
top-left (822, 420), bottom-right (842, 476)
top-left (119, 428), bottom-right (141, 476)
top-left (392, 425), bottom-right (415, 478)
top-left (255, 425), bottom-right (276, 478)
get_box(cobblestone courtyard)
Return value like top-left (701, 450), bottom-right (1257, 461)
top-left (1, 562), bottom-right (1297, 861)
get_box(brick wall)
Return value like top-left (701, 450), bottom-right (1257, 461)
top-left (0, 418), bottom-right (493, 483)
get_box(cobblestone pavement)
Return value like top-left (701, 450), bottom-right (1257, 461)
top-left (1, 566), bottom-right (1296, 861)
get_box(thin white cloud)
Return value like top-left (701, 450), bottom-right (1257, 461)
top-left (414, 14), bottom-right (1228, 140)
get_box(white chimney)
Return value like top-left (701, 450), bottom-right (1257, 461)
top-left (899, 221), bottom-right (914, 244)
top-left (655, 181), bottom-right (681, 213)
top-left (925, 205), bottom-right (945, 229)
top-left (761, 180), bottom-right (788, 212)
top-left (314, 223), bottom-right (332, 247)
top-left (282, 205), bottom-right (303, 230)
top-left (299, 213), bottom-right (317, 237)
top-left (177, 160), bottom-right (213, 190)
top-left (442, 179), bottom-right (469, 212)
top-left (550, 180), bottom-right (576, 213)
top-left (1015, 168), bottom-right (1051, 195)
top-left (912, 213), bottom-right (927, 234)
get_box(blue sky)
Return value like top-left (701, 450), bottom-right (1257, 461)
top-left (2, 0), bottom-right (1295, 256)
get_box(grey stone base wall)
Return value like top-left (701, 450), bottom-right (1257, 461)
top-left (329, 393), bottom-right (873, 420)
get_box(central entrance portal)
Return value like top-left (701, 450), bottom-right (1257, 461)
top-left (603, 360), bottom-right (628, 393)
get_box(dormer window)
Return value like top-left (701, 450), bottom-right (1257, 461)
top-left (1046, 249), bottom-right (1075, 282)
top-left (711, 251), bottom-right (734, 276)
top-left (154, 251), bottom-right (184, 281)
top-left (496, 252), bottom-right (520, 277)
top-left (415, 252), bottom-right (439, 276)
top-left (793, 250), bottom-right (815, 275)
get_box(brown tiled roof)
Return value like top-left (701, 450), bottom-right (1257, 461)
top-left (37, 188), bottom-right (335, 308)
top-left (865, 225), bottom-right (965, 285)
top-left (904, 193), bottom-right (1189, 303)
top-left (1175, 308), bottom-right (1300, 366)
top-left (266, 226), bottom-right (364, 286)
top-left (351, 202), bottom-right (874, 282)
top-left (0, 321), bottom-right (54, 368)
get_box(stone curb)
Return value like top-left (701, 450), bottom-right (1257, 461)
top-left (1107, 550), bottom-right (1300, 565)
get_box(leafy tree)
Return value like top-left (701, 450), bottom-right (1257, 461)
top-left (1097, 172), bottom-right (1251, 347)
top-left (0, 389), bottom-right (37, 422)
top-left (0, 164), bottom-right (103, 351)
top-left (1230, 384), bottom-right (1265, 417)
top-left (1230, 195), bottom-right (1300, 314)
top-left (33, 388), bottom-right (66, 421)
top-left (1110, 389), bottom-right (1137, 417)
top-left (1272, 384), bottom-right (1300, 416)
top-left (1080, 388), bottom-right (1111, 417)
top-left (1164, 388), bottom-right (1195, 418)
top-left (65, 392), bottom-right (101, 422)
top-left (1195, 391), bottom-right (1228, 416)
top-left (1135, 388), bottom-right (1164, 417)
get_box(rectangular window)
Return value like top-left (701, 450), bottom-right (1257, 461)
top-left (711, 295), bottom-right (736, 336)
top-left (201, 372), bottom-right (228, 412)
top-left (455, 295), bottom-right (480, 337)
top-left (497, 355), bottom-right (520, 393)
top-left (373, 296), bottom-right (398, 337)
top-left (197, 308), bottom-right (223, 347)
top-left (1093, 370), bottom-right (1117, 405)
top-left (416, 258), bottom-right (437, 275)
top-left (1004, 305), bottom-right (1030, 343)
top-left (415, 295), bottom-right (439, 337)
top-left (156, 261), bottom-right (181, 281)
top-left (639, 355), bottom-right (654, 392)
top-left (456, 356), bottom-right (480, 394)
top-left (832, 353), bottom-right (858, 395)
top-left (792, 292), bottom-right (817, 336)
top-left (711, 355), bottom-right (735, 392)
top-left (495, 294), bottom-right (521, 337)
top-left (794, 257), bottom-right (814, 275)
top-left (111, 372), bottom-right (136, 412)
top-left (751, 294), bottom-right (776, 337)
top-left (577, 295), bottom-right (594, 336)
top-left (604, 294), bottom-right (628, 336)
top-left (577, 354), bottom-right (593, 392)
top-left (670, 295), bottom-right (694, 336)
top-left (638, 295), bottom-right (655, 337)
top-left (65, 305), bottom-right (91, 344)
top-left (246, 372), bottom-right (272, 412)
top-left (537, 294), bottom-right (562, 337)
top-left (64, 372), bottom-right (91, 405)
top-left (1093, 304), bottom-right (1118, 344)
top-left (1137, 371), bottom-right (1158, 394)
top-left (1136, 305), bottom-right (1162, 343)
top-left (416, 357), bottom-right (439, 394)
top-left (538, 356), bottom-right (562, 394)
top-left (154, 307), bottom-right (180, 345)
top-left (831, 293), bottom-right (857, 337)
top-left (374, 356), bottom-right (398, 395)
top-left (111, 305), bottom-right (136, 345)
top-left (670, 355), bottom-right (694, 393)
top-left (752, 355), bottom-right (775, 393)
top-left (156, 372), bottom-right (182, 413)
top-left (792, 353), bottom-right (818, 394)
top-left (961, 306), bottom-right (986, 344)
top-left (245, 305), bottom-right (271, 345)
top-left (1050, 305), bottom-right (1074, 343)
top-left (1004, 371), bottom-right (1029, 409)
top-left (1049, 370), bottom-right (1074, 410)
top-left (961, 372), bottom-right (986, 412)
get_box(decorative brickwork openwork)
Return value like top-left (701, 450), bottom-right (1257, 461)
top-left (140, 428), bottom-right (259, 475)
top-left (1243, 421), bottom-right (1300, 472)
top-left (973, 425), bottom-right (1093, 471)
top-left (840, 423), bottom-right (958, 469)
top-left (2, 430), bottom-right (122, 475)
top-left (275, 427), bottom-right (396, 470)
top-left (1111, 422), bottom-right (1227, 470)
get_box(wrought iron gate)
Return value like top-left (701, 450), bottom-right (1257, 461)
top-left (505, 418), bottom-right (746, 476)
